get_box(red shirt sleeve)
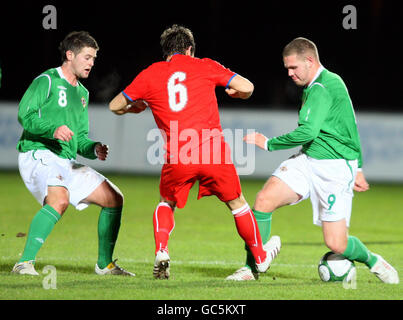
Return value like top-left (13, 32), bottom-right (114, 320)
top-left (203, 58), bottom-right (237, 88)
top-left (122, 69), bottom-right (149, 102)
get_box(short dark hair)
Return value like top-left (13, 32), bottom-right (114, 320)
top-left (283, 37), bottom-right (319, 61)
top-left (58, 31), bottom-right (99, 62)
top-left (160, 24), bottom-right (195, 60)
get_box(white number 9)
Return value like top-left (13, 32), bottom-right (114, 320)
top-left (167, 72), bottom-right (188, 112)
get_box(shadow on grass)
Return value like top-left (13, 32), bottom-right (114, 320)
top-left (179, 264), bottom-right (312, 283)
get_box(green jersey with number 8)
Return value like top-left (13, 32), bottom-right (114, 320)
top-left (17, 67), bottom-right (98, 160)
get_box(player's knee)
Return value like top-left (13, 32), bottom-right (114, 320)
top-left (225, 195), bottom-right (246, 211)
top-left (111, 189), bottom-right (124, 207)
top-left (116, 191), bottom-right (124, 207)
top-left (50, 198), bottom-right (69, 215)
top-left (254, 190), bottom-right (275, 212)
top-left (106, 181), bottom-right (124, 207)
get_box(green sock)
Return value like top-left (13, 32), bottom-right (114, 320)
top-left (245, 210), bottom-right (272, 272)
top-left (19, 205), bottom-right (61, 263)
top-left (97, 206), bottom-right (122, 269)
top-left (342, 235), bottom-right (378, 268)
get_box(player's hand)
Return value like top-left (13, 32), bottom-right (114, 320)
top-left (53, 125), bottom-right (74, 142)
top-left (243, 132), bottom-right (268, 150)
top-left (125, 99), bottom-right (148, 113)
top-left (95, 143), bottom-right (109, 161)
top-left (225, 88), bottom-right (247, 99)
top-left (225, 88), bottom-right (240, 98)
top-left (353, 171), bottom-right (369, 192)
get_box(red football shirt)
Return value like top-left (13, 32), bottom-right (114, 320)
top-left (123, 54), bottom-right (236, 162)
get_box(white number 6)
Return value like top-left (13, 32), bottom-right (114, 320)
top-left (167, 72), bottom-right (188, 112)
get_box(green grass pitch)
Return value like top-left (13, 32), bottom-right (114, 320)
top-left (0, 171), bottom-right (402, 300)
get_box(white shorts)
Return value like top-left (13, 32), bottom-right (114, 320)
top-left (272, 152), bottom-right (357, 227)
top-left (18, 150), bottom-right (106, 211)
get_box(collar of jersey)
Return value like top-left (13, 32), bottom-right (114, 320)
top-left (56, 66), bottom-right (79, 87)
top-left (307, 65), bottom-right (325, 88)
top-left (168, 53), bottom-right (184, 61)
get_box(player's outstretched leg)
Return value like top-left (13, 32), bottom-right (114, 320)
top-left (153, 202), bottom-right (174, 279)
top-left (11, 204), bottom-right (61, 275)
top-left (226, 209), bottom-right (279, 281)
top-left (95, 206), bottom-right (135, 276)
top-left (88, 181), bottom-right (134, 276)
top-left (342, 236), bottom-right (399, 284)
top-left (229, 203), bottom-right (280, 277)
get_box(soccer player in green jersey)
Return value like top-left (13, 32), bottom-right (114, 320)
top-left (12, 31), bottom-right (134, 276)
top-left (227, 37), bottom-right (399, 284)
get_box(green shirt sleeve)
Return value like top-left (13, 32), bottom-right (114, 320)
top-left (76, 119), bottom-right (98, 160)
top-left (267, 84), bottom-right (333, 151)
top-left (18, 75), bottom-right (58, 139)
top-left (356, 132), bottom-right (363, 168)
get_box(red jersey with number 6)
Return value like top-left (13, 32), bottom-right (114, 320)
top-left (122, 54), bottom-right (236, 162)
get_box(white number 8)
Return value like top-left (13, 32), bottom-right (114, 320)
top-left (167, 72), bottom-right (187, 112)
top-left (58, 90), bottom-right (67, 107)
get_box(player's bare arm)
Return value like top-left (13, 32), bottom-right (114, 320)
top-left (109, 93), bottom-right (148, 115)
top-left (109, 92), bottom-right (131, 115)
top-left (225, 74), bottom-right (254, 99)
top-left (243, 132), bottom-right (268, 150)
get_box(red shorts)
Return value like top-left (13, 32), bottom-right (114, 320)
top-left (159, 140), bottom-right (242, 208)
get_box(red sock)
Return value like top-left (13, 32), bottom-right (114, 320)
top-left (153, 203), bottom-right (175, 255)
top-left (232, 204), bottom-right (267, 264)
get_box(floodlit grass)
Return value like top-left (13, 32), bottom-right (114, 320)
top-left (0, 171), bottom-right (402, 300)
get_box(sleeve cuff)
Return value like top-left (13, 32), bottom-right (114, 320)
top-left (122, 91), bottom-right (133, 102)
top-left (225, 73), bottom-right (237, 89)
top-left (93, 142), bottom-right (101, 158)
top-left (265, 137), bottom-right (270, 151)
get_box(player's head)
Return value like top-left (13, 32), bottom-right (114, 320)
top-left (160, 24), bottom-right (195, 60)
top-left (282, 37), bottom-right (321, 87)
top-left (59, 31), bottom-right (99, 79)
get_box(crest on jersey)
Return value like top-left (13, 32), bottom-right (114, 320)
top-left (81, 97), bottom-right (87, 108)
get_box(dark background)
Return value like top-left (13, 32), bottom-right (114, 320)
top-left (0, 0), bottom-right (401, 111)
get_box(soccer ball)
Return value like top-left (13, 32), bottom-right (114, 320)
top-left (318, 251), bottom-right (356, 282)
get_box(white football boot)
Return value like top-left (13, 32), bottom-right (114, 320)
top-left (256, 235), bottom-right (281, 273)
top-left (226, 235), bottom-right (281, 280)
top-left (95, 259), bottom-right (135, 276)
top-left (153, 250), bottom-right (170, 279)
top-left (225, 267), bottom-right (258, 281)
top-left (370, 254), bottom-right (399, 284)
top-left (11, 261), bottom-right (39, 275)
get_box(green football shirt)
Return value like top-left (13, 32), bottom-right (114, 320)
top-left (267, 66), bottom-right (363, 168)
top-left (17, 67), bottom-right (98, 160)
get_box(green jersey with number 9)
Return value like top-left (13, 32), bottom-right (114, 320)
top-left (267, 67), bottom-right (363, 168)
top-left (17, 67), bottom-right (98, 160)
